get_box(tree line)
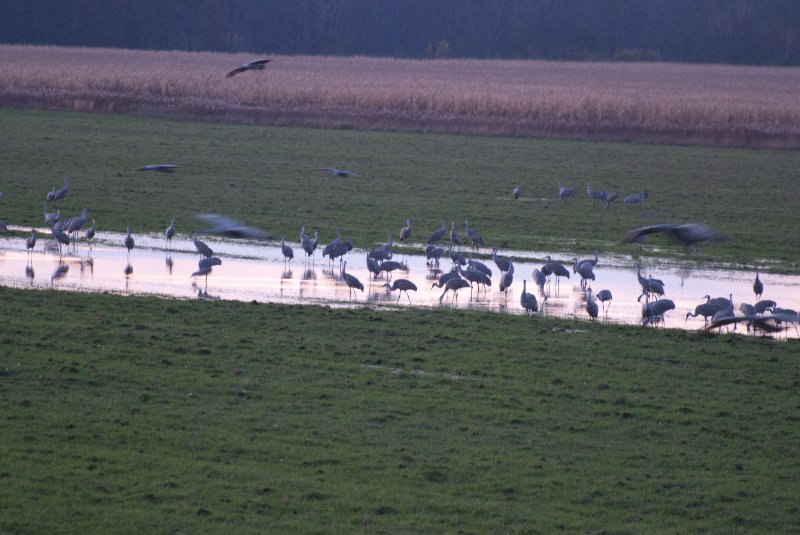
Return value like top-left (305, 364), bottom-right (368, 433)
top-left (1, 0), bottom-right (798, 66)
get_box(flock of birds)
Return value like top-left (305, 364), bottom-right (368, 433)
top-left (0, 60), bottom-right (795, 335)
top-left (1, 166), bottom-right (796, 336)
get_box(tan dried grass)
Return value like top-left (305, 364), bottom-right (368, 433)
top-left (2, 44), bottom-right (799, 148)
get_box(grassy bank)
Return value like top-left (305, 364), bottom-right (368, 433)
top-left (1, 109), bottom-right (798, 270)
top-left (0, 286), bottom-right (798, 532)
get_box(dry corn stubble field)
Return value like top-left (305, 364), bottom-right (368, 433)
top-left (2, 44), bottom-right (800, 148)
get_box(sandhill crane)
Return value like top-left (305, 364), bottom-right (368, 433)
top-left (545, 256), bottom-right (570, 288)
top-left (383, 279), bottom-right (417, 303)
top-left (636, 264), bottom-right (665, 302)
top-left (51, 226), bottom-right (70, 256)
top-left (467, 255), bottom-right (493, 278)
top-left (492, 249), bottom-right (512, 273)
top-left (427, 220), bottom-right (446, 244)
top-left (425, 244), bottom-right (444, 266)
top-left (499, 261), bottom-right (515, 295)
top-left (703, 295), bottom-right (731, 308)
top-left (85, 219), bottom-right (96, 246)
top-left (139, 164), bottom-right (177, 173)
top-left (710, 294), bottom-right (735, 330)
top-left (558, 181), bottom-right (576, 201)
top-left (439, 276), bottom-right (471, 303)
top-left (341, 261), bottom-right (364, 298)
top-left (464, 220), bottom-right (484, 249)
top-left (43, 203), bottom-right (60, 227)
top-left (322, 229), bottom-right (342, 258)
top-left (165, 218), bottom-right (176, 248)
top-left (754, 300), bottom-right (776, 314)
top-left (448, 242), bottom-right (466, 266)
top-left (587, 184), bottom-right (606, 202)
top-left (193, 233), bottom-right (213, 258)
top-left (576, 249), bottom-right (599, 269)
top-left (572, 257), bottom-right (595, 288)
top-left (301, 229), bottom-right (319, 261)
top-left (281, 236), bottom-right (294, 263)
top-left (532, 268), bottom-right (547, 298)
top-left (642, 299), bottom-right (675, 327)
top-left (124, 226), bottom-right (135, 254)
top-left (585, 288), bottom-right (599, 321)
top-left (65, 207), bottom-right (89, 239)
top-left (329, 239), bottom-right (354, 264)
top-left (399, 220), bottom-right (411, 242)
top-left (513, 184), bottom-right (521, 200)
top-left (48, 178), bottom-right (69, 203)
top-left (596, 289), bottom-right (612, 314)
top-left (520, 280), bottom-right (538, 316)
top-left (378, 260), bottom-right (407, 282)
top-left (685, 302), bottom-right (722, 325)
top-left (449, 221), bottom-right (461, 247)
top-left (457, 265), bottom-right (492, 294)
top-left (753, 269), bottom-right (763, 300)
top-left (196, 213), bottom-right (270, 240)
top-left (366, 252), bottom-right (381, 281)
top-left (317, 167), bottom-right (359, 177)
top-left (226, 58), bottom-right (271, 77)
top-left (603, 192), bottom-right (619, 208)
top-left (191, 257), bottom-right (222, 288)
top-left (624, 223), bottom-right (724, 252)
top-left (623, 190), bottom-right (648, 204)
top-left (26, 229), bottom-right (37, 254)
top-left (431, 269), bottom-right (461, 289)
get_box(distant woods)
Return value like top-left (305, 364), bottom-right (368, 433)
top-left (1, 0), bottom-right (799, 66)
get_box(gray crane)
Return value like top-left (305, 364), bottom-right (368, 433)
top-left (585, 288), bottom-right (599, 321)
top-left (378, 259), bottom-right (407, 282)
top-left (341, 261), bottom-right (364, 298)
top-left (520, 280), bottom-right (538, 316)
top-left (558, 181), bottom-right (576, 201)
top-left (686, 302), bottom-right (722, 325)
top-left (513, 183), bottom-right (521, 200)
top-left (322, 229), bottom-right (342, 258)
top-left (439, 276), bottom-right (471, 303)
top-left (65, 207), bottom-right (89, 239)
top-left (492, 248), bottom-right (512, 273)
top-left (280, 236), bottom-right (294, 263)
top-left (703, 295), bottom-right (731, 309)
top-left (427, 220), bottom-right (446, 244)
top-left (623, 190), bottom-right (648, 204)
top-left (545, 256), bottom-right (570, 288)
top-left (636, 265), bottom-right (665, 302)
top-left (431, 269), bottom-right (461, 289)
top-left (603, 192), bottom-right (619, 208)
top-left (138, 164), bottom-right (177, 173)
top-left (26, 229), bottom-right (37, 254)
top-left (467, 255), bottom-right (493, 278)
top-left (366, 252), bottom-right (381, 281)
top-left (571, 257), bottom-right (595, 288)
top-left (642, 299), bottom-right (676, 327)
top-left (317, 167), bottom-right (359, 177)
top-left (399, 220), bottom-right (411, 242)
top-left (457, 265), bottom-right (492, 294)
top-left (753, 269), bottom-right (763, 300)
top-left (226, 58), bottom-right (271, 78)
top-left (191, 257), bottom-right (222, 289)
top-left (301, 229), bottom-right (319, 261)
top-left (624, 223), bottom-right (724, 252)
top-left (85, 219), bottom-right (96, 246)
top-left (449, 221), bottom-right (461, 247)
top-left (383, 279), bottom-right (418, 303)
top-left (499, 261), bottom-right (515, 295)
top-left (165, 217), bottom-right (176, 248)
top-left (124, 226), bottom-right (135, 254)
top-left (425, 244), bottom-right (444, 266)
top-left (587, 183), bottom-right (606, 202)
top-left (329, 239), bottom-right (354, 264)
top-left (193, 233), bottom-right (214, 258)
top-left (51, 226), bottom-right (70, 255)
top-left (464, 220), bottom-right (484, 249)
top-left (196, 213), bottom-right (270, 240)
top-left (754, 300), bottom-right (776, 314)
top-left (596, 289), bottom-right (613, 314)
top-left (532, 268), bottom-right (547, 298)
top-left (710, 294), bottom-right (735, 331)
top-left (448, 242), bottom-right (467, 267)
top-left (43, 203), bottom-right (60, 227)
top-left (576, 249), bottom-right (599, 269)
top-left (48, 178), bottom-right (69, 203)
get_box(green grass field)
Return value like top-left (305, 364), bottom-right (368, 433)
top-left (1, 287), bottom-right (798, 533)
top-left (1, 109), bottom-right (798, 269)
top-left (1, 109), bottom-right (800, 533)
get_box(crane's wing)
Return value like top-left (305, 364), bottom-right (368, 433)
top-left (622, 224), bottom-right (677, 243)
top-left (196, 213), bottom-right (271, 240)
